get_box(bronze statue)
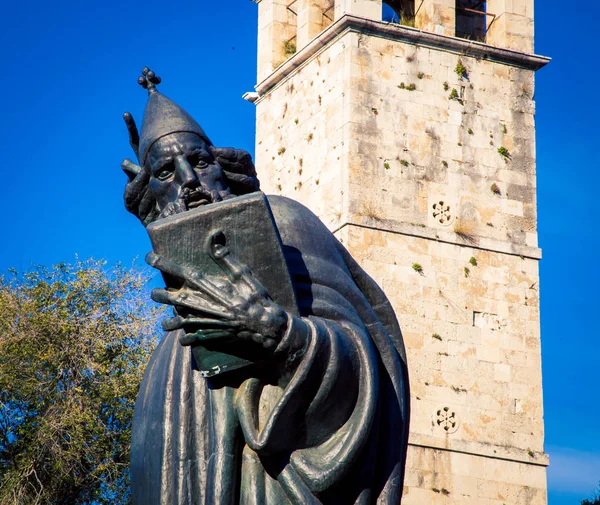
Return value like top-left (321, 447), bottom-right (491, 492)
top-left (122, 68), bottom-right (410, 505)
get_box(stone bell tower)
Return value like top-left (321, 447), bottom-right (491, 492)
top-left (250, 0), bottom-right (550, 502)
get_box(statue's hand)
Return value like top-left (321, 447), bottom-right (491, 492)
top-left (146, 233), bottom-right (288, 352)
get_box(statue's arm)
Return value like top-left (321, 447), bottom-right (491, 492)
top-left (145, 236), bottom-right (309, 369)
top-left (147, 236), bottom-right (383, 492)
top-left (236, 310), bottom-right (379, 493)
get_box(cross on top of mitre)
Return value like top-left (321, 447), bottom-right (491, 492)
top-left (138, 67), bottom-right (162, 93)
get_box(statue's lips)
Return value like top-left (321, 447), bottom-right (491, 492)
top-left (185, 188), bottom-right (212, 209)
top-left (188, 199), bottom-right (210, 209)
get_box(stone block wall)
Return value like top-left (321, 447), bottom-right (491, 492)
top-left (297, 0), bottom-right (335, 48)
top-left (255, 36), bottom-right (350, 227)
top-left (343, 32), bottom-right (539, 252)
top-left (336, 225), bottom-right (544, 455)
top-left (256, 0), bottom-right (535, 81)
top-left (253, 15), bottom-right (548, 505)
top-left (256, 27), bottom-right (542, 254)
top-left (257, 0), bottom-right (298, 82)
top-left (416, 0), bottom-right (456, 36)
top-left (486, 0), bottom-right (535, 53)
top-left (403, 445), bottom-right (547, 504)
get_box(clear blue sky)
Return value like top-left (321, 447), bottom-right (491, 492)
top-left (0, 1), bottom-right (597, 503)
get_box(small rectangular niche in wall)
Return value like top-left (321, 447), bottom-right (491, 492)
top-left (456, 0), bottom-right (487, 41)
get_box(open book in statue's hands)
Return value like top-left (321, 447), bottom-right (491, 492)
top-left (146, 192), bottom-right (299, 377)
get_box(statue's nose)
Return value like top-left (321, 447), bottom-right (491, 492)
top-left (174, 156), bottom-right (198, 188)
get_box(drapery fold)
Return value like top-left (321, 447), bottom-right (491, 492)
top-left (131, 196), bottom-right (410, 505)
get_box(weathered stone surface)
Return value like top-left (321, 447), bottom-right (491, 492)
top-left (253, 2), bottom-right (547, 503)
top-left (256, 29), bottom-right (541, 255)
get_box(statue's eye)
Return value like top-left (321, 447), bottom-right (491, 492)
top-left (186, 154), bottom-right (208, 169)
top-left (156, 164), bottom-right (174, 181)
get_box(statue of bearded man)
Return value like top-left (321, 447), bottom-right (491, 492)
top-left (122, 69), bottom-right (410, 505)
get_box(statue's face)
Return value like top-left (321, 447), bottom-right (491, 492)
top-left (146, 132), bottom-right (233, 216)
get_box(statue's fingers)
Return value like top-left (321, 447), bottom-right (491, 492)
top-left (250, 333), bottom-right (265, 344)
top-left (162, 315), bottom-right (185, 331)
top-left (123, 112), bottom-right (140, 159)
top-left (196, 329), bottom-right (236, 339)
top-left (146, 252), bottom-right (231, 306)
top-left (237, 330), bottom-right (255, 341)
top-left (185, 270), bottom-right (233, 306)
top-left (121, 158), bottom-right (141, 182)
top-left (146, 252), bottom-right (186, 278)
top-left (151, 288), bottom-right (234, 319)
top-left (210, 242), bottom-right (268, 297)
top-left (163, 315), bottom-right (240, 331)
top-left (179, 329), bottom-right (236, 346)
top-left (236, 331), bottom-right (277, 350)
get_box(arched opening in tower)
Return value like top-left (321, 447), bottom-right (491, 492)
top-left (456, 0), bottom-right (487, 41)
top-left (382, 1), bottom-right (415, 26)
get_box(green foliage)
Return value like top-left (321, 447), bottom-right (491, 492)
top-left (490, 182), bottom-right (502, 195)
top-left (469, 256), bottom-right (478, 267)
top-left (283, 39), bottom-right (296, 57)
top-left (443, 81), bottom-right (449, 91)
top-left (400, 159), bottom-right (409, 167)
top-left (398, 82), bottom-right (416, 91)
top-left (582, 483), bottom-right (600, 505)
top-left (449, 88), bottom-right (459, 100)
top-left (432, 333), bottom-right (442, 341)
top-left (582, 498), bottom-right (600, 505)
top-left (455, 59), bottom-right (467, 78)
top-left (412, 263), bottom-right (423, 273)
top-left (0, 260), bottom-right (159, 505)
top-left (417, 72), bottom-right (424, 79)
top-left (497, 146), bottom-right (511, 159)
top-left (384, 162), bottom-right (391, 170)
top-left (277, 147), bottom-right (286, 155)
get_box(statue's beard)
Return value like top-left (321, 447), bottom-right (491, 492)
top-left (158, 186), bottom-right (235, 219)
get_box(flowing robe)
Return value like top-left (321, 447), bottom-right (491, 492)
top-left (131, 196), bottom-right (410, 504)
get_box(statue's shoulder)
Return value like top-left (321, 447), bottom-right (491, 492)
top-left (266, 194), bottom-right (317, 218)
top-left (265, 194), bottom-right (341, 259)
top-left (266, 195), bottom-right (328, 234)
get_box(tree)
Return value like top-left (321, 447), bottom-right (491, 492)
top-left (583, 484), bottom-right (600, 505)
top-left (0, 259), bottom-right (159, 505)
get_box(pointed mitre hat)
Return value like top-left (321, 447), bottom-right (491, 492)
top-left (133, 68), bottom-right (213, 165)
